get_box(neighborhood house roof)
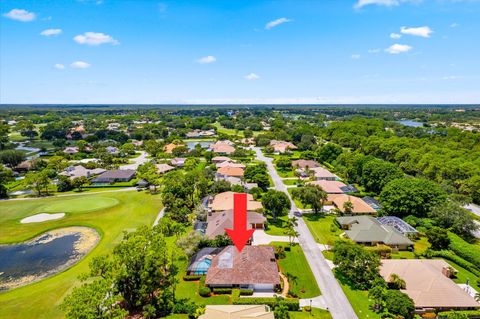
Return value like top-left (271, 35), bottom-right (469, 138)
top-left (170, 158), bottom-right (187, 166)
top-left (307, 180), bottom-right (346, 194)
top-left (91, 169), bottom-right (136, 182)
top-left (336, 215), bottom-right (413, 246)
top-left (156, 163), bottom-right (175, 174)
top-left (208, 192), bottom-right (263, 212)
top-left (269, 140), bottom-right (297, 153)
top-left (291, 159), bottom-right (320, 169)
top-left (164, 143), bottom-right (183, 154)
top-left (210, 142), bottom-right (235, 154)
top-left (311, 167), bottom-right (338, 179)
top-left (59, 165), bottom-right (106, 179)
top-left (328, 194), bottom-right (377, 214)
top-left (216, 161), bottom-right (246, 169)
top-left (380, 259), bottom-right (480, 310)
top-left (362, 196), bottom-right (382, 210)
top-left (205, 246), bottom-right (280, 286)
top-left (205, 210), bottom-right (266, 239)
top-left (199, 305), bottom-right (274, 319)
top-left (376, 216), bottom-right (418, 235)
top-left (212, 156), bottom-right (233, 163)
top-left (217, 166), bottom-right (244, 177)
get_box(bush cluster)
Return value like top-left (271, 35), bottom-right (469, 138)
top-left (183, 275), bottom-right (201, 281)
top-left (232, 297), bottom-right (300, 311)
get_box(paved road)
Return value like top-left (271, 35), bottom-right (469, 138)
top-left (463, 204), bottom-right (480, 238)
top-left (120, 151), bottom-right (149, 170)
top-left (252, 147), bottom-right (358, 319)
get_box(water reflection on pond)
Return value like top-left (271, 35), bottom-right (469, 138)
top-left (0, 227), bottom-right (99, 290)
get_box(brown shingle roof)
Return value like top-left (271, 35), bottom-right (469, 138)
top-left (205, 246), bottom-right (280, 286)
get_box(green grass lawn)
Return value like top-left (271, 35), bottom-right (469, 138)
top-left (0, 191), bottom-right (163, 319)
top-left (447, 260), bottom-right (480, 292)
top-left (287, 188), bottom-right (306, 209)
top-left (290, 308), bottom-right (332, 319)
top-left (334, 271), bottom-right (381, 319)
top-left (390, 236), bottom-right (430, 259)
top-left (304, 215), bottom-right (341, 246)
top-left (277, 169), bottom-right (295, 178)
top-left (271, 242), bottom-right (321, 299)
top-left (265, 215), bottom-right (289, 236)
top-left (283, 179), bottom-right (300, 186)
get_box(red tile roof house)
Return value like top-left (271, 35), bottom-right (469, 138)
top-left (291, 159), bottom-right (320, 170)
top-left (205, 246), bottom-right (280, 291)
top-left (209, 142), bottom-right (236, 155)
top-left (307, 180), bottom-right (347, 194)
top-left (216, 166), bottom-right (245, 181)
top-left (269, 140), bottom-right (297, 154)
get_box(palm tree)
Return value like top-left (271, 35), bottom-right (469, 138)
top-left (389, 273), bottom-right (406, 290)
top-left (285, 272), bottom-right (298, 292)
top-left (343, 200), bottom-right (354, 215)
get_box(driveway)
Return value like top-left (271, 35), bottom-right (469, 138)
top-left (251, 229), bottom-right (298, 245)
top-left (120, 151), bottom-right (149, 170)
top-left (252, 147), bottom-right (358, 319)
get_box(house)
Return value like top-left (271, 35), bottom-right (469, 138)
top-left (156, 163), bottom-right (175, 174)
top-left (292, 159), bottom-right (320, 170)
top-left (186, 129), bottom-right (216, 138)
top-left (216, 166), bottom-right (245, 180)
top-left (213, 156), bottom-right (233, 164)
top-left (238, 137), bottom-right (255, 145)
top-left (336, 216), bottom-right (413, 250)
top-left (208, 192), bottom-right (263, 212)
top-left (380, 259), bottom-right (480, 312)
top-left (107, 122), bottom-right (121, 130)
top-left (187, 247), bottom-right (224, 275)
top-left (170, 157), bottom-right (187, 167)
top-left (310, 167), bottom-right (339, 181)
top-left (269, 140), bottom-right (297, 153)
top-left (15, 160), bottom-right (35, 172)
top-left (210, 141), bottom-right (235, 155)
top-left (205, 209), bottom-right (266, 239)
top-left (216, 161), bottom-right (246, 169)
top-left (199, 305), bottom-right (274, 319)
top-left (59, 165), bottom-right (106, 179)
top-left (307, 180), bottom-right (347, 194)
top-left (164, 143), bottom-right (184, 154)
top-left (90, 169), bottom-right (136, 183)
top-left (328, 194), bottom-right (377, 215)
top-left (63, 146), bottom-right (79, 155)
top-left (376, 216), bottom-right (419, 237)
top-left (106, 146), bottom-right (119, 154)
top-left (205, 246), bottom-right (280, 291)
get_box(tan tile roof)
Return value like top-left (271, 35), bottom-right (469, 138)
top-left (311, 167), bottom-right (338, 179)
top-left (292, 159), bottom-right (320, 169)
top-left (199, 305), bottom-right (274, 319)
top-left (212, 156), bottom-right (233, 163)
top-left (269, 140), bottom-right (297, 153)
top-left (210, 142), bottom-right (235, 154)
top-left (380, 259), bottom-right (480, 310)
top-left (216, 162), bottom-right (246, 169)
top-left (208, 191), bottom-right (263, 212)
top-left (307, 180), bottom-right (346, 194)
top-left (205, 210), bottom-right (266, 239)
top-left (205, 246), bottom-right (280, 286)
top-left (328, 194), bottom-right (376, 214)
top-left (156, 163), bottom-right (175, 174)
top-left (217, 166), bottom-right (245, 177)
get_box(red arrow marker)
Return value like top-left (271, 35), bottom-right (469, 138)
top-left (225, 193), bottom-right (255, 252)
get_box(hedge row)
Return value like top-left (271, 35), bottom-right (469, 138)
top-left (437, 310), bottom-right (480, 318)
top-left (183, 275), bottom-right (201, 281)
top-left (430, 250), bottom-right (480, 277)
top-left (212, 288), bottom-right (232, 294)
top-left (232, 297), bottom-right (300, 311)
top-left (448, 233), bottom-right (480, 272)
top-left (240, 289), bottom-right (254, 296)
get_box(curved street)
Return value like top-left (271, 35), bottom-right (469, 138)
top-left (252, 147), bottom-right (358, 319)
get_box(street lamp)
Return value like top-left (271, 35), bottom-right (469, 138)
top-left (309, 299), bottom-right (312, 316)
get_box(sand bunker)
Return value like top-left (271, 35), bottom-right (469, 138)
top-left (20, 213), bottom-right (65, 224)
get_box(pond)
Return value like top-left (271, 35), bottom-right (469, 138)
top-left (398, 120), bottom-right (424, 127)
top-left (186, 141), bottom-right (212, 150)
top-left (0, 227), bottom-right (99, 290)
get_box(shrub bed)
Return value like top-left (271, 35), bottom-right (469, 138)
top-left (448, 233), bottom-right (480, 271)
top-left (437, 310), bottom-right (480, 318)
top-left (212, 288), bottom-right (232, 294)
top-left (198, 276), bottom-right (211, 297)
top-left (232, 297), bottom-right (300, 311)
top-left (183, 275), bottom-right (201, 281)
top-left (239, 289), bottom-right (254, 296)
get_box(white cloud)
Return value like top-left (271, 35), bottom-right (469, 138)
top-left (244, 73), bottom-right (260, 80)
top-left (385, 43), bottom-right (412, 54)
top-left (354, 0), bottom-right (421, 9)
top-left (197, 56), bottom-right (216, 64)
top-left (73, 32), bottom-right (119, 46)
top-left (3, 9), bottom-right (36, 22)
top-left (390, 32), bottom-right (402, 39)
top-left (53, 63), bottom-right (65, 70)
top-left (40, 28), bottom-right (62, 37)
top-left (265, 18), bottom-right (291, 30)
top-left (450, 22), bottom-right (459, 28)
top-left (368, 48), bottom-right (381, 53)
top-left (351, 54), bottom-right (361, 59)
top-left (70, 61), bottom-right (91, 69)
top-left (400, 26), bottom-right (433, 38)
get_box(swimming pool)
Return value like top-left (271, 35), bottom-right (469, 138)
top-left (191, 257), bottom-right (212, 275)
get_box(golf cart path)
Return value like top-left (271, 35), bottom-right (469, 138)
top-left (252, 147), bottom-right (358, 319)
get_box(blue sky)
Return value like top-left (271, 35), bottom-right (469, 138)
top-left (1, 0), bottom-right (479, 104)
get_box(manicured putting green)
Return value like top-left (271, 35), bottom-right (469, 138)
top-left (39, 196), bottom-right (119, 213)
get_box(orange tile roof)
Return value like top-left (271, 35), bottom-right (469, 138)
top-left (217, 166), bottom-right (245, 177)
top-left (308, 180), bottom-right (346, 194)
top-left (328, 194), bottom-right (376, 214)
top-left (208, 191), bottom-right (263, 212)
